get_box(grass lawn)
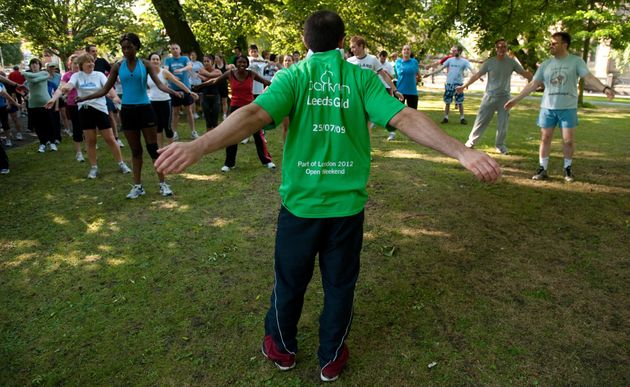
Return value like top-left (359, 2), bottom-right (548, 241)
top-left (1, 95), bottom-right (629, 385)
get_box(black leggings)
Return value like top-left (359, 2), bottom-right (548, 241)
top-left (402, 94), bottom-right (418, 110)
top-left (29, 107), bottom-right (54, 145)
top-left (0, 106), bottom-right (9, 132)
top-left (66, 105), bottom-right (83, 143)
top-left (151, 100), bottom-right (173, 138)
top-left (201, 93), bottom-right (220, 130)
top-left (224, 105), bottom-right (272, 168)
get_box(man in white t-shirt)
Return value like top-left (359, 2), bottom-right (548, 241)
top-left (425, 45), bottom-right (473, 125)
top-left (505, 31), bottom-right (615, 182)
top-left (347, 36), bottom-right (402, 141)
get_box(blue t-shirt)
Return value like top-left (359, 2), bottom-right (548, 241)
top-left (164, 56), bottom-right (191, 91)
top-left (119, 59), bottom-right (150, 105)
top-left (394, 58), bottom-right (419, 95)
top-left (533, 54), bottom-right (590, 110)
top-left (443, 57), bottom-right (472, 84)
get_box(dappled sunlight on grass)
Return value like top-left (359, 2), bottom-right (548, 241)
top-left (2, 252), bottom-right (37, 268)
top-left (206, 217), bottom-right (233, 228)
top-left (151, 200), bottom-right (191, 211)
top-left (399, 227), bottom-right (451, 238)
top-left (50, 215), bottom-right (69, 225)
top-left (379, 148), bottom-right (457, 165)
top-left (179, 172), bottom-right (223, 182)
top-left (501, 171), bottom-right (630, 194)
top-left (84, 218), bottom-right (105, 234)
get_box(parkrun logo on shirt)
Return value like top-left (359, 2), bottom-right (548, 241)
top-left (307, 71), bottom-right (350, 109)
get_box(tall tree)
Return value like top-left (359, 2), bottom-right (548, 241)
top-left (151, 0), bottom-right (203, 55)
top-left (0, 0), bottom-right (138, 63)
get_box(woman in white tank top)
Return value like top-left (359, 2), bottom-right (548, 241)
top-left (147, 53), bottom-right (193, 147)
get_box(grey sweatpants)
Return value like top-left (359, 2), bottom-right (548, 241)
top-left (466, 94), bottom-right (510, 148)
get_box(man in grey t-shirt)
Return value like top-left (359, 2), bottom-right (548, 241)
top-left (457, 39), bottom-right (532, 154)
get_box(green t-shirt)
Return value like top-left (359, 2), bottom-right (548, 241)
top-left (254, 49), bottom-right (405, 218)
top-left (533, 54), bottom-right (590, 109)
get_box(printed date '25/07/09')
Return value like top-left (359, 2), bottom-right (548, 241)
top-left (312, 123), bottom-right (346, 134)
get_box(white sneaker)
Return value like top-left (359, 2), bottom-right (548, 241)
top-left (240, 137), bottom-right (249, 144)
top-left (87, 166), bottom-right (98, 179)
top-left (172, 131), bottom-right (180, 141)
top-left (54, 139), bottom-right (60, 145)
top-left (4, 139), bottom-right (12, 147)
top-left (265, 162), bottom-right (276, 169)
top-left (15, 133), bottom-right (23, 140)
top-left (49, 143), bottom-right (58, 151)
top-left (126, 184), bottom-right (145, 199)
top-left (222, 113), bottom-right (227, 121)
top-left (116, 138), bottom-right (125, 148)
top-left (76, 152), bottom-right (85, 162)
top-left (119, 161), bottom-right (132, 174)
top-left (464, 141), bottom-right (474, 148)
top-left (221, 165), bottom-right (231, 172)
top-left (38, 144), bottom-right (46, 153)
top-left (194, 112), bottom-right (200, 119)
top-left (0, 168), bottom-right (9, 174)
top-left (191, 130), bottom-right (199, 140)
top-left (387, 132), bottom-right (395, 141)
top-left (159, 182), bottom-right (173, 196)
top-left (64, 128), bottom-right (72, 137)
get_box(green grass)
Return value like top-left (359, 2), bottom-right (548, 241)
top-left (2, 97), bottom-right (630, 385)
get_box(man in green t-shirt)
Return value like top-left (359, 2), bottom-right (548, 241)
top-left (155, 10), bottom-right (500, 382)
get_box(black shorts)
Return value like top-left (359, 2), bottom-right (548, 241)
top-left (219, 81), bottom-right (229, 98)
top-left (171, 92), bottom-right (193, 107)
top-left (79, 106), bottom-right (112, 130)
top-left (120, 104), bottom-right (156, 130)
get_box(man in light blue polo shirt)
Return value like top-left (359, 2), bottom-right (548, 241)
top-left (505, 32), bottom-right (615, 182)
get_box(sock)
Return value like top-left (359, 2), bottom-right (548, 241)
top-left (460, 115), bottom-right (465, 120)
top-left (444, 115), bottom-right (448, 119)
top-left (563, 158), bottom-right (572, 169)
top-left (540, 157), bottom-right (549, 170)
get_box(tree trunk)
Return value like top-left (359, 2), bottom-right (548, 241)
top-left (150, 0), bottom-right (202, 56)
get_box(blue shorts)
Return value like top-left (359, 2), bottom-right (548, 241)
top-left (537, 108), bottom-right (578, 129)
top-left (444, 83), bottom-right (464, 105)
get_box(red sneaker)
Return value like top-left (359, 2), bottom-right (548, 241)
top-left (261, 335), bottom-right (296, 371)
top-left (320, 344), bottom-right (349, 382)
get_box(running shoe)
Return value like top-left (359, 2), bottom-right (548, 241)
top-left (15, 133), bottom-right (23, 140)
top-left (265, 162), bottom-right (276, 169)
top-left (116, 138), bottom-right (125, 148)
top-left (495, 146), bottom-right (509, 155)
top-left (159, 182), bottom-right (173, 196)
top-left (221, 165), bottom-right (231, 173)
top-left (4, 139), bottom-right (12, 147)
top-left (49, 143), bottom-right (58, 151)
top-left (320, 344), bottom-right (349, 382)
top-left (76, 152), bottom-right (85, 162)
top-left (240, 137), bottom-right (249, 144)
top-left (172, 131), bottom-right (180, 141)
top-left (87, 166), bottom-right (98, 179)
top-left (194, 112), bottom-right (200, 119)
top-left (126, 184), bottom-right (145, 199)
top-left (532, 166), bottom-right (548, 180)
top-left (38, 144), bottom-right (46, 153)
top-left (460, 118), bottom-right (468, 125)
top-left (440, 117), bottom-right (449, 124)
top-left (564, 166), bottom-right (574, 182)
top-left (191, 130), bottom-right (199, 140)
top-left (465, 141), bottom-right (474, 148)
top-left (0, 169), bottom-right (9, 174)
top-left (261, 335), bottom-right (295, 371)
top-left (64, 128), bottom-right (72, 137)
top-left (387, 132), bottom-right (395, 141)
top-left (119, 161), bottom-right (132, 174)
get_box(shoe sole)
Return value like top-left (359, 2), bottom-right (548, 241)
top-left (261, 345), bottom-right (295, 371)
top-left (320, 372), bottom-right (339, 382)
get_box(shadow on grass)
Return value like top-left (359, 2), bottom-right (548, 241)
top-left (1, 107), bottom-right (629, 384)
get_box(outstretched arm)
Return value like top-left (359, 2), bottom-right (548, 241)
top-left (583, 73), bottom-right (615, 100)
top-left (377, 69), bottom-right (403, 100)
top-left (147, 60), bottom-right (183, 98)
top-left (155, 103), bottom-right (272, 174)
top-left (388, 107), bottom-right (501, 182)
top-left (252, 71), bottom-right (271, 87)
top-left (424, 64), bottom-right (446, 78)
top-left (504, 79), bottom-right (543, 110)
top-left (456, 71), bottom-right (484, 94)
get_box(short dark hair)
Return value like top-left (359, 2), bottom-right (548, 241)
top-left (249, 44), bottom-right (258, 51)
top-left (235, 55), bottom-right (249, 67)
top-left (148, 52), bottom-right (161, 61)
top-left (270, 53), bottom-right (277, 62)
top-left (495, 38), bottom-right (507, 45)
top-left (120, 33), bottom-right (142, 49)
top-left (552, 32), bottom-right (571, 48)
top-left (85, 44), bottom-right (96, 52)
top-left (303, 10), bottom-right (345, 52)
top-left (29, 58), bottom-right (42, 67)
top-left (379, 50), bottom-right (388, 57)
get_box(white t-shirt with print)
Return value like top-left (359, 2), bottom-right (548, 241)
top-left (68, 71), bottom-right (109, 114)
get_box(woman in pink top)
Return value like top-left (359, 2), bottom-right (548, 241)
top-left (61, 55), bottom-right (85, 162)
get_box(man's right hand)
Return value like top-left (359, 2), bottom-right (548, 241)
top-left (155, 140), bottom-right (204, 175)
top-left (504, 99), bottom-right (517, 111)
top-left (459, 148), bottom-right (502, 183)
